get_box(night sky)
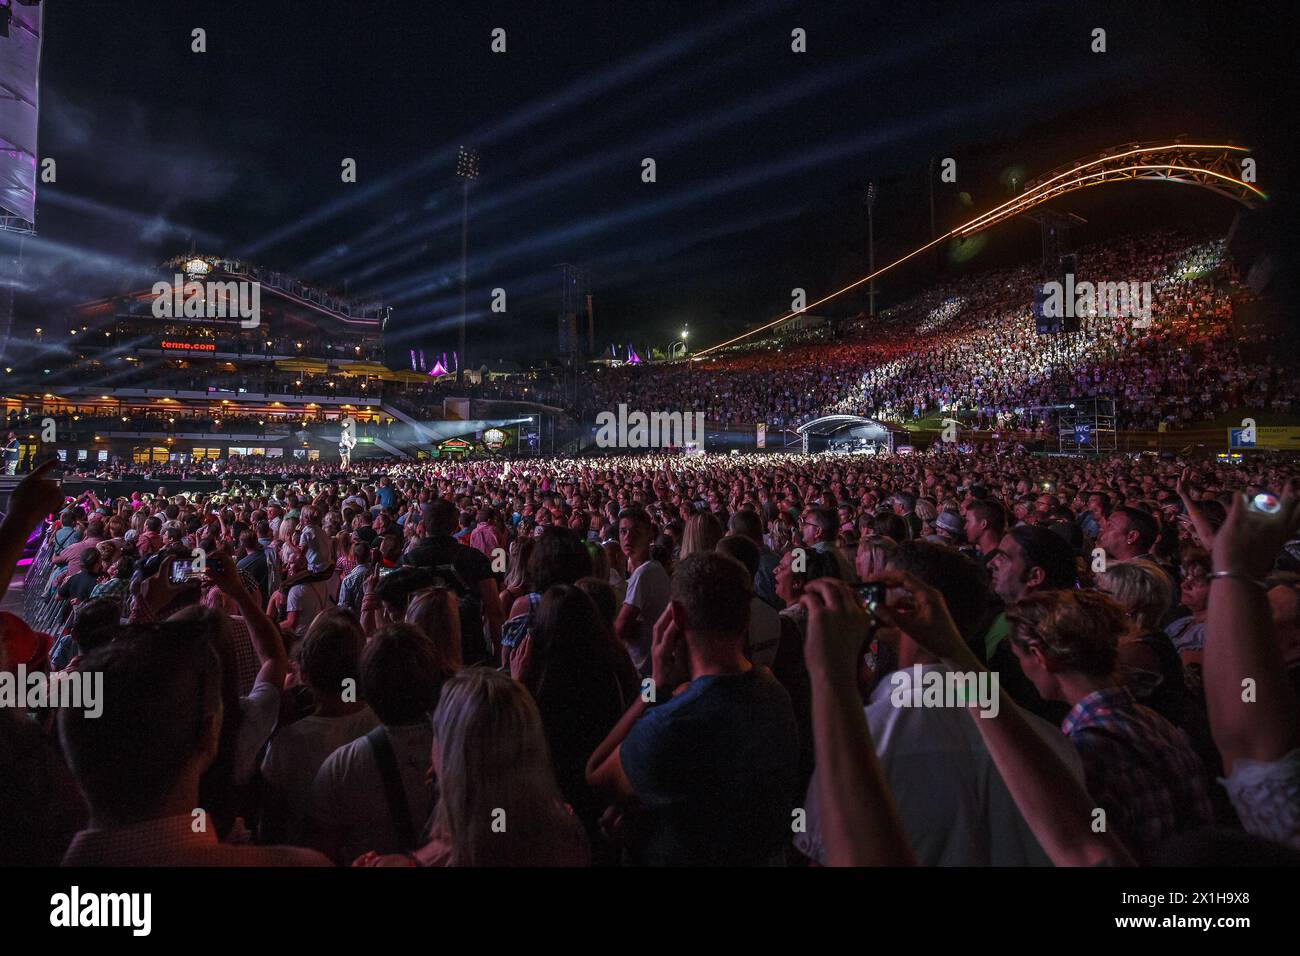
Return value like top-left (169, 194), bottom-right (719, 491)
top-left (7, 0), bottom-right (1295, 362)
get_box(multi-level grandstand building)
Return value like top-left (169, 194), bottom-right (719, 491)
top-left (0, 255), bottom-right (448, 469)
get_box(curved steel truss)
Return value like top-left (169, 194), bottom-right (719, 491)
top-left (958, 142), bottom-right (1263, 235)
top-left (696, 141), bottom-right (1264, 357)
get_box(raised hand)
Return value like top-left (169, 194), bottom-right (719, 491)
top-left (1212, 481), bottom-right (1300, 582)
top-left (800, 578), bottom-right (872, 678)
top-left (867, 569), bottom-right (972, 666)
top-left (650, 601), bottom-right (688, 692)
top-left (204, 544), bottom-right (247, 599)
top-left (6, 458), bottom-right (67, 529)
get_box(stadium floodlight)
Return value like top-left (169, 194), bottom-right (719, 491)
top-left (455, 146), bottom-right (480, 182)
top-left (866, 181), bottom-right (877, 317)
top-left (455, 146), bottom-right (480, 385)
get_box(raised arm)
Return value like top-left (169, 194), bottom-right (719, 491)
top-left (0, 460), bottom-right (67, 603)
top-left (872, 569), bottom-right (1135, 867)
top-left (1177, 467), bottom-right (1219, 549)
top-left (1204, 485), bottom-right (1300, 770)
top-left (206, 543), bottom-right (289, 690)
top-left (587, 603), bottom-right (686, 800)
top-left (800, 579), bottom-right (915, 867)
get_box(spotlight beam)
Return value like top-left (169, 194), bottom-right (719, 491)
top-left (240, 1), bottom-right (790, 257)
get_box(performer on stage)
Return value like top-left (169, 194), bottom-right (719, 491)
top-left (339, 427), bottom-right (356, 470)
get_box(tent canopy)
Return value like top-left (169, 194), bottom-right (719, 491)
top-left (796, 415), bottom-right (893, 440)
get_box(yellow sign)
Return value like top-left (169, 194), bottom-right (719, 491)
top-left (1228, 426), bottom-right (1300, 451)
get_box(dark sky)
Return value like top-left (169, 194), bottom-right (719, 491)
top-left (9, 0), bottom-right (1294, 362)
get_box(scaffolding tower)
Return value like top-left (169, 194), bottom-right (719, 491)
top-left (1057, 397), bottom-right (1117, 455)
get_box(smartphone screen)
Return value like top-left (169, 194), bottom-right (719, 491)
top-left (856, 582), bottom-right (885, 611)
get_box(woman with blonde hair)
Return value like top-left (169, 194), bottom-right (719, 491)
top-left (277, 515), bottom-right (301, 570)
top-left (679, 511), bottom-right (723, 560)
top-left (855, 535), bottom-right (896, 584)
top-left (1096, 559), bottom-right (1190, 728)
top-left (355, 668), bottom-right (588, 866)
top-left (404, 586), bottom-right (463, 674)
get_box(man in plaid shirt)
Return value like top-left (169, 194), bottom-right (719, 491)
top-left (1007, 589), bottom-right (1213, 862)
top-left (1063, 684), bottom-right (1213, 862)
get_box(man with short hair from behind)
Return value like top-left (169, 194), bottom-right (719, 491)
top-left (405, 498), bottom-right (501, 666)
top-left (587, 551), bottom-right (798, 866)
top-left (306, 623), bottom-right (441, 864)
top-left (729, 509), bottom-right (781, 609)
top-left (59, 632), bottom-right (329, 866)
top-left (468, 507), bottom-right (501, 560)
top-left (236, 529), bottom-right (270, 600)
top-left (259, 611), bottom-right (378, 846)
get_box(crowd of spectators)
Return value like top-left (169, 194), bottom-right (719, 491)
top-left (589, 231), bottom-right (1299, 432)
top-left (4, 443), bottom-right (1299, 867)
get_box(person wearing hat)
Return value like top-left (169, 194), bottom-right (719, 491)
top-left (933, 510), bottom-right (966, 547)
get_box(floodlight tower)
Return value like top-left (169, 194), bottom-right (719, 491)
top-left (866, 181), bottom-right (877, 318)
top-left (455, 145), bottom-right (480, 385)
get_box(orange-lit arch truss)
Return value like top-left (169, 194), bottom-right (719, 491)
top-left (695, 142), bottom-right (1264, 357)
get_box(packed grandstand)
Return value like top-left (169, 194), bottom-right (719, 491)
top-left (7, 227), bottom-right (1297, 480)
